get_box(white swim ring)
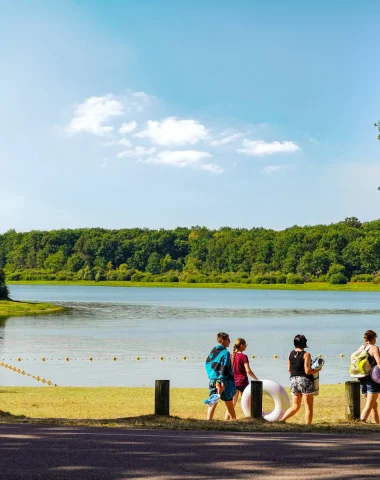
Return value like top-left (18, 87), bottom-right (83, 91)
top-left (241, 379), bottom-right (290, 422)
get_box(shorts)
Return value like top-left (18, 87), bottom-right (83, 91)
top-left (290, 376), bottom-right (315, 395)
top-left (209, 380), bottom-right (235, 402)
top-left (236, 385), bottom-right (248, 393)
top-left (359, 376), bottom-right (380, 395)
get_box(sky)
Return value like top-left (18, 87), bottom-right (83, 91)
top-left (1, 0), bottom-right (379, 233)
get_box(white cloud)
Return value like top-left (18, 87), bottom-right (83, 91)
top-left (135, 117), bottom-right (208, 146)
top-left (210, 133), bottom-right (244, 146)
top-left (261, 165), bottom-right (282, 175)
top-left (238, 139), bottom-right (300, 156)
top-left (119, 121), bottom-right (137, 135)
top-left (133, 92), bottom-right (148, 98)
top-left (145, 150), bottom-right (211, 168)
top-left (102, 138), bottom-right (132, 147)
top-left (67, 95), bottom-right (124, 136)
top-left (117, 146), bottom-right (156, 158)
top-left (201, 163), bottom-right (224, 174)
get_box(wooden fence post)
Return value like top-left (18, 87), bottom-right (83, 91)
top-left (345, 381), bottom-right (360, 420)
top-left (155, 380), bottom-right (170, 416)
top-left (250, 380), bottom-right (263, 419)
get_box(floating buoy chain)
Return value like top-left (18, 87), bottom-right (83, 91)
top-left (0, 361), bottom-right (57, 387)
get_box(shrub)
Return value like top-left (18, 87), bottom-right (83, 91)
top-left (351, 274), bottom-right (374, 283)
top-left (373, 276), bottom-right (380, 284)
top-left (186, 277), bottom-right (196, 283)
top-left (329, 273), bottom-right (348, 285)
top-left (167, 274), bottom-right (179, 282)
top-left (95, 271), bottom-right (106, 282)
top-left (131, 272), bottom-right (144, 282)
top-left (7, 273), bottom-right (22, 281)
top-left (286, 274), bottom-right (305, 285)
top-left (276, 274), bottom-right (287, 284)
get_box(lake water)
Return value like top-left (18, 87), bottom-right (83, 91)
top-left (1, 285), bottom-right (380, 388)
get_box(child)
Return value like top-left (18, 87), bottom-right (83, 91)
top-left (232, 338), bottom-right (258, 402)
top-left (205, 332), bottom-right (236, 420)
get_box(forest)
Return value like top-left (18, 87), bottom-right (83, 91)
top-left (1, 217), bottom-right (380, 285)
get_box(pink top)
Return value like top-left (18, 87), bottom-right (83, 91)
top-left (233, 352), bottom-right (249, 387)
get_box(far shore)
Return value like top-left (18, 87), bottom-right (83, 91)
top-left (0, 300), bottom-right (66, 317)
top-left (7, 279), bottom-right (380, 293)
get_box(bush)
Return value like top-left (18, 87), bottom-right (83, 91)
top-left (0, 268), bottom-right (10, 299)
top-left (95, 271), bottom-right (106, 282)
top-left (186, 277), bottom-right (196, 283)
top-left (276, 274), bottom-right (287, 284)
top-left (329, 273), bottom-right (348, 285)
top-left (167, 274), bottom-right (179, 282)
top-left (7, 273), bottom-right (22, 281)
top-left (286, 274), bottom-right (305, 285)
top-left (131, 272), bottom-right (144, 282)
top-left (351, 274), bottom-right (374, 283)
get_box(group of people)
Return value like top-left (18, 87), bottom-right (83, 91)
top-left (205, 330), bottom-right (380, 424)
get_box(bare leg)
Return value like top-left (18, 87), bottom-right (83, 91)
top-left (225, 391), bottom-right (241, 420)
top-left (207, 403), bottom-right (217, 420)
top-left (224, 400), bottom-right (237, 420)
top-left (304, 394), bottom-right (314, 424)
top-left (370, 399), bottom-right (380, 424)
top-left (361, 393), bottom-right (379, 422)
top-left (280, 394), bottom-right (302, 422)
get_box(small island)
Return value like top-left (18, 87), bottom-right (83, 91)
top-left (0, 268), bottom-right (64, 317)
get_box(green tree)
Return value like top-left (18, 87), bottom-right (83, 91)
top-left (146, 252), bottom-right (162, 274)
top-left (375, 122), bottom-right (380, 141)
top-left (0, 268), bottom-right (10, 299)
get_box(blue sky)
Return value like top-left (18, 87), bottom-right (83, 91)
top-left (1, 0), bottom-right (379, 232)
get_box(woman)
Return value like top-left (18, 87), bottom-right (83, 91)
top-left (359, 330), bottom-right (380, 423)
top-left (281, 334), bottom-right (322, 424)
top-left (225, 338), bottom-right (258, 419)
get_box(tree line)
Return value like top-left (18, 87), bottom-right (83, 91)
top-left (1, 217), bottom-right (380, 285)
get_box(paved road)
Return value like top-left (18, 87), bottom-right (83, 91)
top-left (0, 424), bottom-right (380, 479)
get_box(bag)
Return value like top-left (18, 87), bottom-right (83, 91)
top-left (349, 345), bottom-right (372, 378)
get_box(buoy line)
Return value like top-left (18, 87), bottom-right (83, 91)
top-left (0, 361), bottom-right (57, 386)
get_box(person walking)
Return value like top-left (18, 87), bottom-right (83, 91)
top-left (358, 330), bottom-right (380, 423)
top-left (280, 334), bottom-right (322, 424)
top-left (205, 332), bottom-right (236, 421)
top-left (230, 338), bottom-right (258, 410)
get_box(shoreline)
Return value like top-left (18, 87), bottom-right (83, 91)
top-left (0, 300), bottom-right (66, 317)
top-left (7, 279), bottom-right (380, 293)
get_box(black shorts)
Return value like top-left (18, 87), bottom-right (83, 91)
top-left (236, 385), bottom-right (247, 393)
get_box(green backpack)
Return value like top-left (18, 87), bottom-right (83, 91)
top-left (350, 345), bottom-right (372, 378)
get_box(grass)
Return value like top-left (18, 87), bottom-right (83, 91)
top-left (0, 300), bottom-right (65, 317)
top-left (8, 280), bottom-right (380, 292)
top-left (0, 384), bottom-right (378, 433)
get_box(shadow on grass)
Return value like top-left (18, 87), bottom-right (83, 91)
top-left (1, 410), bottom-right (379, 434)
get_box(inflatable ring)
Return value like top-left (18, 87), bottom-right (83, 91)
top-left (241, 379), bottom-right (290, 422)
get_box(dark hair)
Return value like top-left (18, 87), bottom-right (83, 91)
top-left (364, 330), bottom-right (377, 342)
top-left (217, 332), bottom-right (230, 343)
top-left (294, 334), bottom-right (308, 349)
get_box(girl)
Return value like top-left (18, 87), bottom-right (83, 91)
top-left (359, 330), bottom-right (380, 423)
top-left (225, 338), bottom-right (258, 418)
top-left (281, 334), bottom-right (322, 424)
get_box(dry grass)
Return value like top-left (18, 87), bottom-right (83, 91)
top-left (0, 384), bottom-right (377, 433)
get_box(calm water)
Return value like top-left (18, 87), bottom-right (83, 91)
top-left (1, 285), bottom-right (380, 388)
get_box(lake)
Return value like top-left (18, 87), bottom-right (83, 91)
top-left (1, 284), bottom-right (380, 388)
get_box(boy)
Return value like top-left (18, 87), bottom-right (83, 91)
top-left (205, 332), bottom-right (236, 420)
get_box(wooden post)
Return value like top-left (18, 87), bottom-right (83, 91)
top-left (155, 380), bottom-right (170, 416)
top-left (250, 380), bottom-right (263, 419)
top-left (345, 381), bottom-right (360, 420)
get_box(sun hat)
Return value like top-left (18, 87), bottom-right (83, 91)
top-left (371, 365), bottom-right (380, 384)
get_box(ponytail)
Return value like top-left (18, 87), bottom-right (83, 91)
top-left (231, 338), bottom-right (246, 366)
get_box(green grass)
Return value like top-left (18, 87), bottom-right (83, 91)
top-left (0, 385), bottom-right (377, 433)
top-left (0, 300), bottom-right (65, 317)
top-left (8, 280), bottom-right (380, 292)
